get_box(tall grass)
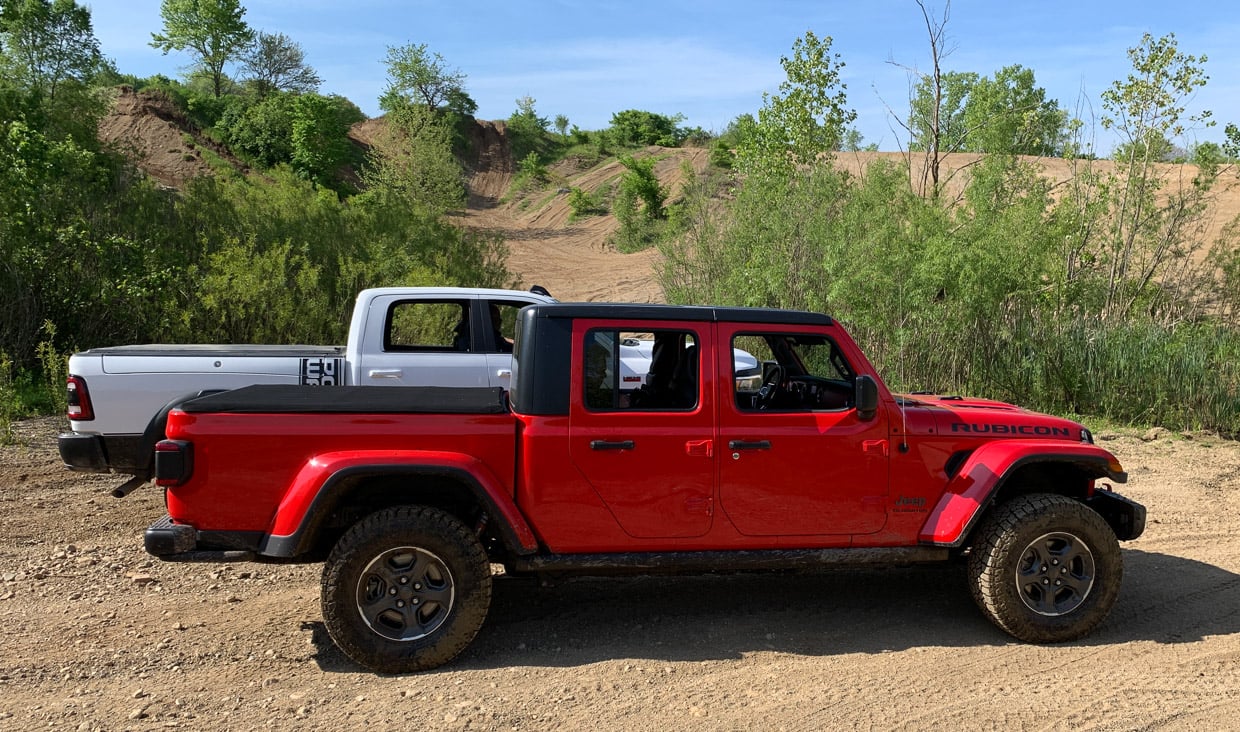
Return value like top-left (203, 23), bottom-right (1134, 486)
top-left (856, 314), bottom-right (1240, 435)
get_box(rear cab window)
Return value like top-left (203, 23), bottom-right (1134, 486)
top-left (583, 328), bottom-right (700, 411)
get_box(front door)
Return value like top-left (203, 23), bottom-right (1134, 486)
top-left (716, 324), bottom-right (890, 537)
top-left (568, 320), bottom-right (716, 539)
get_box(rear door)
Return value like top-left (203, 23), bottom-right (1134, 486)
top-left (716, 323), bottom-right (890, 537)
top-left (482, 298), bottom-right (535, 389)
top-left (356, 297), bottom-right (490, 386)
top-left (567, 319), bottom-right (716, 539)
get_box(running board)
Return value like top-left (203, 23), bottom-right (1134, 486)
top-left (509, 546), bottom-right (950, 576)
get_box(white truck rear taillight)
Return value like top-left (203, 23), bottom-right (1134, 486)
top-left (66, 376), bottom-right (94, 420)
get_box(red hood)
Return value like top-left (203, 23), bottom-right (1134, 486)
top-left (897, 393), bottom-right (1089, 442)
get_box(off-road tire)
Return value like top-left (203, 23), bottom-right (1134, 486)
top-left (967, 493), bottom-right (1122, 643)
top-left (322, 506), bottom-right (492, 673)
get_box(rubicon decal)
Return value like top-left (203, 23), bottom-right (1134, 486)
top-left (951, 423), bottom-right (1072, 437)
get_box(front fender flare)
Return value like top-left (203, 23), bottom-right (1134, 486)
top-left (260, 450), bottom-right (539, 557)
top-left (918, 440), bottom-right (1127, 547)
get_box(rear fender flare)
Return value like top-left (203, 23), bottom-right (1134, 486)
top-left (132, 389), bottom-right (228, 481)
top-left (918, 440), bottom-right (1127, 547)
top-left (260, 450), bottom-right (539, 558)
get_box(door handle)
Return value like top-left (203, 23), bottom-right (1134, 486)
top-left (368, 369), bottom-right (403, 379)
top-left (496, 369), bottom-right (512, 378)
top-left (590, 439), bottom-right (634, 451)
top-left (728, 439), bottom-right (771, 450)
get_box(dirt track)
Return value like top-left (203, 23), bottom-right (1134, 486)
top-left (2, 417), bottom-right (1238, 730)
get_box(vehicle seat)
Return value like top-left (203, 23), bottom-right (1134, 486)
top-left (452, 316), bottom-right (470, 351)
top-left (668, 344), bottom-right (698, 408)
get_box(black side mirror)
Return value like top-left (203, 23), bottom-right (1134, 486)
top-left (855, 375), bottom-right (879, 420)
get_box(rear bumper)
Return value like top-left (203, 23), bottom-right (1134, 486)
top-left (58, 432), bottom-right (143, 473)
top-left (145, 515), bottom-right (259, 562)
top-left (58, 432), bottom-right (109, 472)
top-left (145, 515), bottom-right (197, 554)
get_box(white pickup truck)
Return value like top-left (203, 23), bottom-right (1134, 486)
top-left (59, 287), bottom-right (559, 495)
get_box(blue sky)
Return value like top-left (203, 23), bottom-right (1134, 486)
top-left (85, 0), bottom-right (1238, 154)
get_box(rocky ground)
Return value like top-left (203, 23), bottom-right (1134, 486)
top-left (1, 417), bottom-right (1238, 731)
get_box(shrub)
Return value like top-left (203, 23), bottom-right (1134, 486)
top-left (567, 186), bottom-right (606, 219)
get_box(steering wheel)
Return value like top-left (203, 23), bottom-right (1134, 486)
top-left (756, 364), bottom-right (784, 410)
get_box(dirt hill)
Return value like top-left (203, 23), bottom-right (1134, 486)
top-left (98, 87), bottom-right (247, 188)
top-left (459, 140), bottom-right (710, 303)
top-left (99, 93), bottom-right (1240, 305)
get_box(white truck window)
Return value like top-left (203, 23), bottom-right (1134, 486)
top-left (385, 301), bottom-right (469, 351)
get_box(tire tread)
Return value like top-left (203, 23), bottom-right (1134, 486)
top-left (967, 493), bottom-right (1122, 643)
top-left (321, 505), bottom-right (491, 673)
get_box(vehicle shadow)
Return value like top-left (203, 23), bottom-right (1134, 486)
top-left (305, 549), bottom-right (1240, 673)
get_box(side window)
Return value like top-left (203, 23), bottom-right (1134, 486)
top-left (732, 332), bottom-right (855, 411)
top-left (486, 301), bottom-right (524, 353)
top-left (386, 301), bottom-right (470, 352)
top-left (584, 329), bottom-right (699, 411)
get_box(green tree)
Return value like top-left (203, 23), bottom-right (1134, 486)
top-left (291, 94), bottom-right (363, 187)
top-left (1090, 32), bottom-right (1216, 320)
top-left (609, 109), bottom-right (686, 147)
top-left (149, 0), bottom-right (254, 98)
top-left (963, 65), bottom-right (1066, 156)
top-left (1224, 122), bottom-right (1240, 161)
top-left (216, 92), bottom-right (294, 166)
top-left (240, 30), bottom-right (321, 97)
top-left (611, 153), bottom-right (667, 251)
top-left (554, 113), bottom-right (569, 140)
top-left (0, 0), bottom-right (102, 101)
top-left (735, 30), bottom-right (855, 175)
top-left (365, 100), bottom-right (465, 215)
top-left (507, 95), bottom-right (550, 162)
top-left (910, 66), bottom-right (1066, 157)
top-left (907, 70), bottom-right (976, 154)
top-left (379, 43), bottom-right (466, 113)
top-left (1102, 32), bottom-right (1211, 160)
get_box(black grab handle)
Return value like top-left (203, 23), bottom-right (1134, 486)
top-left (728, 439), bottom-right (771, 450)
top-left (590, 439), bottom-right (635, 450)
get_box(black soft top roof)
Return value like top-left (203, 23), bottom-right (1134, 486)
top-left (520, 302), bottom-right (833, 326)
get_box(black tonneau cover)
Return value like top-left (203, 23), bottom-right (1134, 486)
top-left (178, 385), bottom-right (508, 415)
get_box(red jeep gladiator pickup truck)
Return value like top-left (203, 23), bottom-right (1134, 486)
top-left (147, 303), bottom-right (1145, 672)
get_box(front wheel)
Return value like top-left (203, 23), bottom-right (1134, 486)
top-left (322, 505), bottom-right (492, 672)
top-left (967, 493), bottom-right (1122, 643)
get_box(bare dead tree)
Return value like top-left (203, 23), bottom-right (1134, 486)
top-left (879, 1), bottom-right (957, 198)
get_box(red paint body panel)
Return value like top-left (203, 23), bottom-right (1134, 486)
top-left (918, 440), bottom-right (1125, 545)
top-left (265, 449), bottom-right (537, 551)
top-left (162, 410), bottom-right (529, 543)
top-left (715, 323), bottom-right (890, 537)
top-left (567, 318), bottom-right (717, 540)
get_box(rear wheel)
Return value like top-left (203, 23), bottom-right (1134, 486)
top-left (967, 493), bottom-right (1121, 643)
top-left (322, 506), bottom-right (491, 672)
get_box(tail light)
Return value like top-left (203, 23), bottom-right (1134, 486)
top-left (66, 375), bottom-right (94, 421)
top-left (154, 440), bottom-right (193, 487)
